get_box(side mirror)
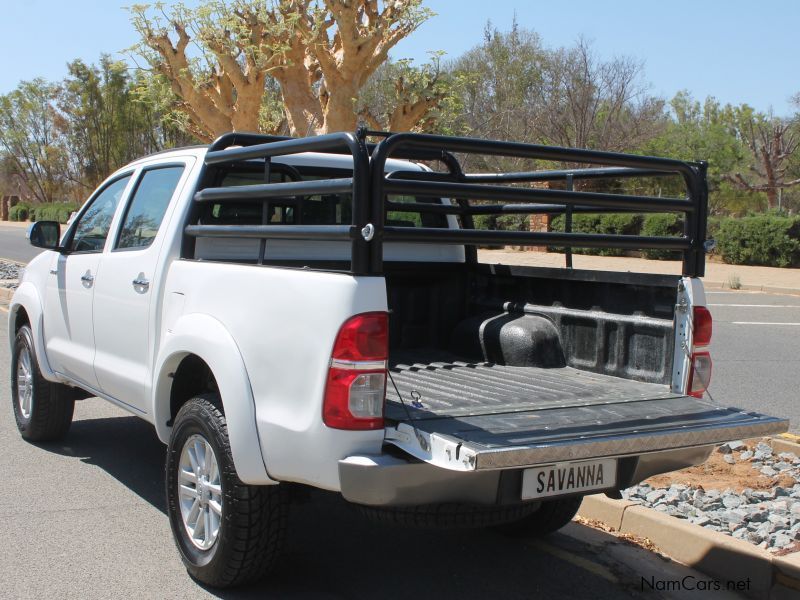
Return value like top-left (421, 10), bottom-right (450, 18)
top-left (27, 221), bottom-right (61, 250)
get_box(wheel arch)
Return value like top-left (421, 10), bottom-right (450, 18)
top-left (9, 282), bottom-right (57, 380)
top-left (153, 313), bottom-right (275, 485)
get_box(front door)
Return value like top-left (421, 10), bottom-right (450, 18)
top-left (92, 163), bottom-right (189, 411)
top-left (43, 174), bottom-right (133, 388)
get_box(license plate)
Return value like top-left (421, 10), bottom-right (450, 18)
top-left (521, 459), bottom-right (617, 500)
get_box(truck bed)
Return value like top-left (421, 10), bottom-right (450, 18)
top-left (386, 349), bottom-right (680, 422)
top-left (385, 350), bottom-right (785, 471)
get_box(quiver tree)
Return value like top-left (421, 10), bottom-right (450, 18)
top-left (129, 0), bottom-right (448, 140)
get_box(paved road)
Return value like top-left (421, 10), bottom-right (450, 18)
top-left (0, 223), bottom-right (40, 263)
top-left (705, 290), bottom-right (800, 431)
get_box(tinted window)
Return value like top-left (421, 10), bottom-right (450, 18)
top-left (117, 166), bottom-right (184, 250)
top-left (201, 165), bottom-right (445, 228)
top-left (69, 175), bottom-right (131, 252)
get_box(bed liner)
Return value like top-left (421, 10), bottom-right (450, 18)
top-left (384, 351), bottom-right (788, 471)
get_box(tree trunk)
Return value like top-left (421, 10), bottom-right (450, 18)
top-left (766, 187), bottom-right (777, 210)
top-left (323, 88), bottom-right (359, 133)
top-left (229, 83), bottom-right (264, 134)
top-left (277, 76), bottom-right (324, 136)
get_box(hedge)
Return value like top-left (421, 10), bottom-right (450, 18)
top-left (9, 203), bottom-right (31, 222)
top-left (715, 215), bottom-right (800, 267)
top-left (548, 212), bottom-right (799, 268)
top-left (384, 208), bottom-right (800, 268)
top-left (8, 202), bottom-right (79, 224)
top-left (641, 214), bottom-right (683, 260)
top-left (32, 202), bottom-right (80, 224)
top-left (549, 213), bottom-right (643, 256)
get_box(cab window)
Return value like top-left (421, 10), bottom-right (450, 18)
top-left (116, 166), bottom-right (185, 250)
top-left (68, 175), bottom-right (132, 252)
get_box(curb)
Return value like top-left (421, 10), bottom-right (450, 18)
top-left (0, 287), bottom-right (14, 303)
top-left (578, 496), bottom-right (798, 599)
top-left (0, 220), bottom-right (32, 228)
top-left (578, 436), bottom-right (800, 600)
top-left (702, 280), bottom-right (800, 297)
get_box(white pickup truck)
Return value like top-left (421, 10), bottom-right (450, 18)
top-left (10, 130), bottom-right (787, 588)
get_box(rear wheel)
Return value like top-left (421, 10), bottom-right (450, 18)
top-left (11, 325), bottom-right (75, 441)
top-left (494, 495), bottom-right (583, 537)
top-left (166, 394), bottom-right (287, 588)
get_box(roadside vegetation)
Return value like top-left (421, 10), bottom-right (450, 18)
top-left (0, 1), bottom-right (798, 266)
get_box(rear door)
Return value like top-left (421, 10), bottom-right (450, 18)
top-left (92, 162), bottom-right (191, 412)
top-left (43, 174), bottom-right (133, 388)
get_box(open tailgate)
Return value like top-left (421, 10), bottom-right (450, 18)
top-left (384, 361), bottom-right (788, 472)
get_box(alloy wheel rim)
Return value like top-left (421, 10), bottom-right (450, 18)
top-left (178, 434), bottom-right (222, 551)
top-left (16, 346), bottom-right (33, 419)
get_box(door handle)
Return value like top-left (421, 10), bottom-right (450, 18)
top-left (80, 271), bottom-right (94, 287)
top-left (132, 273), bottom-right (150, 293)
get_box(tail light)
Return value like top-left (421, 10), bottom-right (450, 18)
top-left (323, 312), bottom-right (388, 430)
top-left (688, 306), bottom-right (713, 398)
top-left (692, 306), bottom-right (713, 346)
top-left (688, 351), bottom-right (712, 397)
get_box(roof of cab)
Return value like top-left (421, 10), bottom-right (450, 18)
top-left (128, 143), bottom-right (426, 172)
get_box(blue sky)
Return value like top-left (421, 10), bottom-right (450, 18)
top-left (2, 0), bottom-right (797, 115)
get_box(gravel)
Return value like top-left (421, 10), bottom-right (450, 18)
top-left (0, 260), bottom-right (21, 288)
top-left (623, 440), bottom-right (800, 553)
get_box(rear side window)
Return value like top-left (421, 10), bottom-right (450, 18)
top-left (116, 166), bottom-right (184, 250)
top-left (201, 164), bottom-right (446, 228)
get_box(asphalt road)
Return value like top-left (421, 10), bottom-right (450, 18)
top-left (705, 290), bottom-right (800, 431)
top-left (0, 223), bottom-right (39, 263)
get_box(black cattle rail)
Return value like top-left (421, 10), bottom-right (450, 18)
top-left (186, 130), bottom-right (709, 277)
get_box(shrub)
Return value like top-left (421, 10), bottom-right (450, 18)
top-left (641, 213), bottom-right (684, 260)
top-left (29, 202), bottom-right (80, 224)
top-left (706, 216), bottom-right (722, 243)
top-left (496, 214), bottom-right (530, 232)
top-left (9, 203), bottom-right (31, 222)
top-left (716, 215), bottom-right (800, 267)
top-left (550, 213), bottom-right (643, 256)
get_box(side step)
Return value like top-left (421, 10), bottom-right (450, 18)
top-left (384, 395), bottom-right (788, 472)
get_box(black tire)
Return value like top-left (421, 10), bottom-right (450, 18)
top-left (359, 501), bottom-right (542, 530)
top-left (11, 324), bottom-right (75, 441)
top-left (166, 394), bottom-right (287, 588)
top-left (494, 495), bottom-right (583, 537)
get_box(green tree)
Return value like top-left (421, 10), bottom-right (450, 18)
top-left (0, 79), bottom-right (70, 203)
top-left (449, 23), bottom-right (665, 173)
top-left (643, 93), bottom-right (764, 215)
top-left (451, 22), bottom-right (547, 144)
top-left (58, 55), bottom-right (195, 190)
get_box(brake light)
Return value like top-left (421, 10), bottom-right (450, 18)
top-left (323, 312), bottom-right (388, 430)
top-left (687, 306), bottom-right (713, 398)
top-left (693, 306), bottom-right (713, 347)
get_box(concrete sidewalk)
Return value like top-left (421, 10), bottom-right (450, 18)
top-left (0, 220), bottom-right (30, 228)
top-left (479, 250), bottom-right (800, 295)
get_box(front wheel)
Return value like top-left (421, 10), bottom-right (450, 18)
top-left (11, 324), bottom-right (75, 441)
top-left (166, 394), bottom-right (287, 588)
